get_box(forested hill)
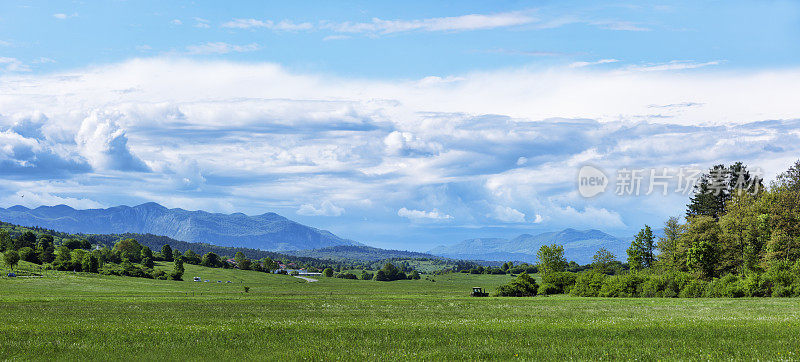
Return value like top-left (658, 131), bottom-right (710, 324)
top-left (0, 220), bottom-right (334, 266)
top-left (286, 245), bottom-right (444, 262)
top-left (0, 203), bottom-right (361, 251)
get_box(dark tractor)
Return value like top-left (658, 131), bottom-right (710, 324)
top-left (471, 286), bottom-right (488, 297)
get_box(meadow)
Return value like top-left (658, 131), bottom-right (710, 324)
top-left (2, 261), bottom-right (800, 360)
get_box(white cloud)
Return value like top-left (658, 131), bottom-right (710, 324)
top-left (592, 21), bottom-right (650, 32)
top-left (0, 57), bottom-right (29, 72)
top-left (170, 19), bottom-right (183, 25)
top-left (297, 200), bottom-right (345, 217)
top-left (324, 11), bottom-right (536, 34)
top-left (398, 207), bottom-right (453, 221)
top-left (490, 205), bottom-right (526, 223)
top-left (1, 191), bottom-right (103, 209)
top-left (186, 42), bottom-right (260, 55)
top-left (625, 60), bottom-right (721, 72)
top-left (75, 110), bottom-right (149, 172)
top-left (221, 18), bottom-right (313, 31)
top-left (193, 17), bottom-right (211, 28)
top-left (53, 13), bottom-right (77, 20)
top-left (569, 58), bottom-right (619, 68)
top-left (1, 58), bottom-right (799, 237)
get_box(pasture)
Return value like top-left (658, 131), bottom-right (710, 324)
top-left (1, 262), bottom-right (799, 360)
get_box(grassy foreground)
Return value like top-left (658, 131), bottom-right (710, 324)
top-left (2, 262), bottom-right (800, 360)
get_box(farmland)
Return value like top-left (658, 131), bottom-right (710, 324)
top-left (2, 261), bottom-right (799, 360)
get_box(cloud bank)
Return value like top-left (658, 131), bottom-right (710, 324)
top-left (1, 57), bottom-right (799, 248)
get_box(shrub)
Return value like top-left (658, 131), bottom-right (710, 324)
top-left (741, 273), bottom-right (771, 297)
top-left (571, 272), bottom-right (607, 297)
top-left (323, 268), bottom-right (334, 277)
top-left (679, 279), bottom-right (708, 298)
top-left (599, 273), bottom-right (646, 298)
top-left (541, 272), bottom-right (577, 294)
top-left (638, 275), bottom-right (667, 298)
top-left (539, 283), bottom-right (559, 296)
top-left (706, 274), bottom-right (745, 298)
top-left (494, 273), bottom-right (538, 297)
top-left (336, 273), bottom-right (358, 279)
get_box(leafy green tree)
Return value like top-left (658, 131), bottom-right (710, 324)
top-left (201, 252), bottom-right (221, 268)
top-left (160, 244), bottom-right (173, 262)
top-left (494, 273), bottom-right (539, 297)
top-left (141, 257), bottom-right (154, 269)
top-left (323, 268), bottom-right (334, 277)
top-left (82, 253), bottom-right (99, 273)
top-left (18, 247), bottom-right (38, 264)
top-left (681, 216), bottom-right (721, 279)
top-left (172, 249), bottom-right (182, 261)
top-left (408, 270), bottom-right (421, 280)
top-left (37, 234), bottom-right (54, 250)
top-left (536, 244), bottom-right (567, 275)
top-left (261, 257), bottom-right (278, 271)
top-left (656, 216), bottom-right (685, 271)
top-left (4, 250), bottom-right (20, 270)
top-left (140, 246), bottom-right (154, 261)
top-left (360, 270), bottom-right (373, 280)
top-left (718, 192), bottom-right (769, 273)
top-left (171, 258), bottom-right (184, 281)
top-left (627, 225), bottom-right (656, 270)
top-left (0, 230), bottom-right (12, 252)
top-left (114, 239), bottom-right (143, 262)
top-left (591, 248), bottom-right (617, 274)
top-left (14, 231), bottom-right (37, 250)
top-left (39, 246), bottom-right (56, 264)
top-left (183, 250), bottom-right (201, 264)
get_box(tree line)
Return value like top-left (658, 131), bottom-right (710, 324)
top-left (495, 161), bottom-right (800, 298)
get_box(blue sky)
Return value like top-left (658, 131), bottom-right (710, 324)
top-left (1, 1), bottom-right (799, 251)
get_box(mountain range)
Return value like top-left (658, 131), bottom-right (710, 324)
top-left (0, 203), bottom-right (360, 251)
top-left (428, 228), bottom-right (630, 265)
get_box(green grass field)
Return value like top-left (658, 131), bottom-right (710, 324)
top-left (2, 261), bottom-right (800, 360)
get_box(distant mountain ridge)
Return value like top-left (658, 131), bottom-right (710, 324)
top-left (428, 228), bottom-right (629, 264)
top-left (0, 203), bottom-right (360, 251)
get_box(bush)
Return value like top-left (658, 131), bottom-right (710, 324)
top-left (638, 275), bottom-right (667, 298)
top-left (336, 273), bottom-right (358, 279)
top-left (570, 272), bottom-right (606, 297)
top-left (360, 271), bottom-right (373, 280)
top-left (678, 279), bottom-right (707, 298)
top-left (741, 273), bottom-right (771, 297)
top-left (323, 268), bottom-right (334, 277)
top-left (541, 272), bottom-right (577, 294)
top-left (539, 283), bottom-right (559, 296)
top-left (705, 274), bottom-right (745, 298)
top-left (599, 273), bottom-right (647, 298)
top-left (494, 273), bottom-right (538, 297)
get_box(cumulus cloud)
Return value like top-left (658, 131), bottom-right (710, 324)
top-left (490, 205), bottom-right (526, 223)
top-left (75, 111), bottom-right (149, 172)
top-left (1, 58), bottom-right (799, 242)
top-left (297, 200), bottom-right (345, 217)
top-left (0, 125), bottom-right (90, 179)
top-left (398, 207), bottom-right (453, 221)
top-left (186, 42), bottom-right (260, 55)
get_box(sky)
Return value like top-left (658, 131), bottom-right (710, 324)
top-left (0, 0), bottom-right (799, 251)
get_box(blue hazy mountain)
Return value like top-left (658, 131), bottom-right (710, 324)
top-left (428, 228), bottom-right (629, 265)
top-left (0, 203), bottom-right (360, 251)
